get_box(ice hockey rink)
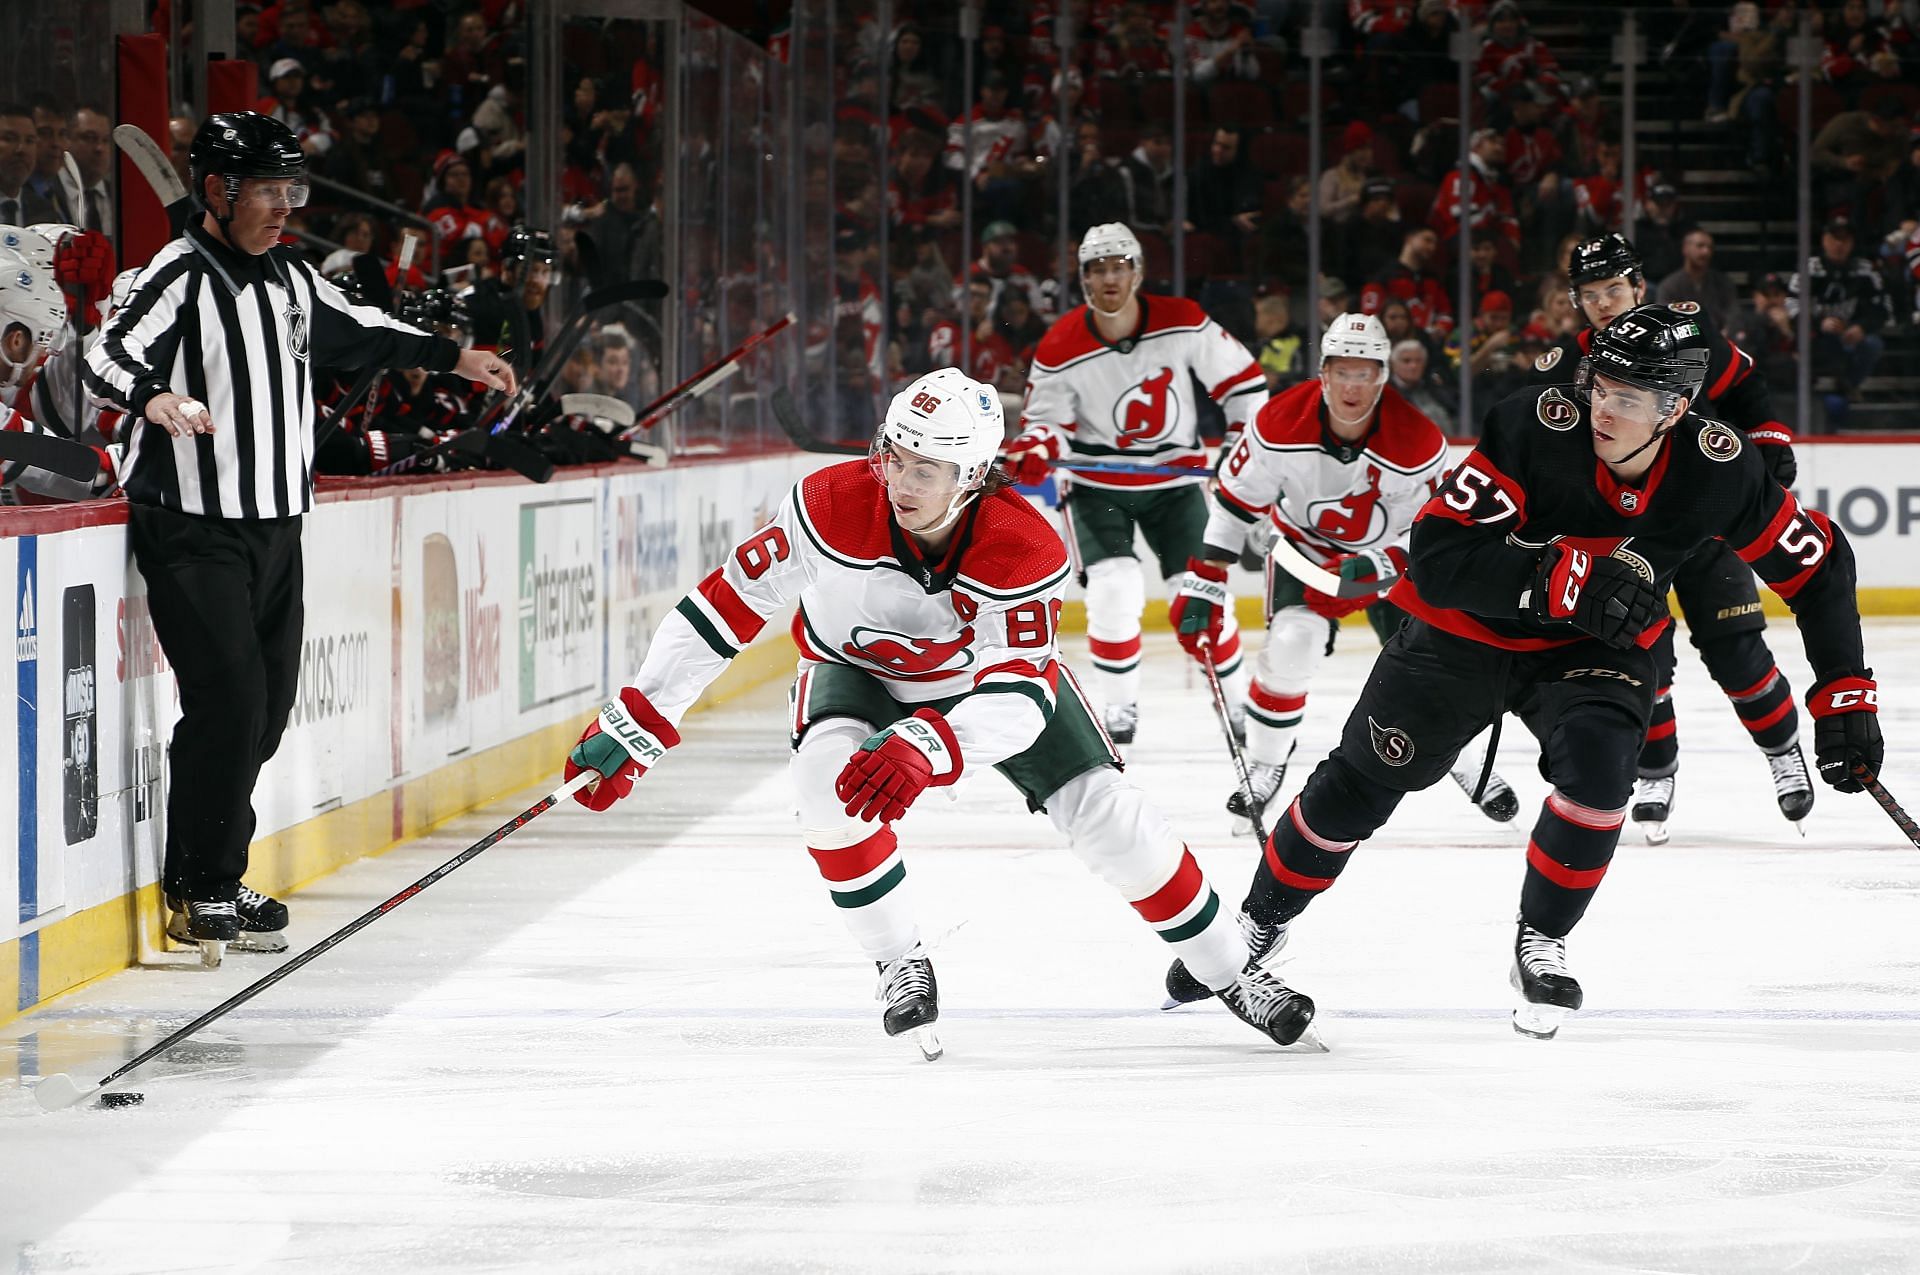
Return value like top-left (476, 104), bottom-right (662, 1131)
top-left (5, 623), bottom-right (1918, 1273)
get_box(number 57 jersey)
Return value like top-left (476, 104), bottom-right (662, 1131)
top-left (630, 460), bottom-right (1074, 768)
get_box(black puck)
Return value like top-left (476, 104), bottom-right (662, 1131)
top-left (98, 1092), bottom-right (145, 1108)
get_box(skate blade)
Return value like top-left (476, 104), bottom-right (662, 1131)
top-left (230, 932), bottom-right (289, 953)
top-left (1286, 1022), bottom-right (1330, 1053)
top-left (1640, 821), bottom-right (1670, 845)
top-left (903, 1024), bottom-right (942, 1061)
top-left (198, 940), bottom-right (226, 969)
top-left (1511, 1001), bottom-right (1572, 1040)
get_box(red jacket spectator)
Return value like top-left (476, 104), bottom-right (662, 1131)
top-left (1430, 131), bottom-right (1520, 247)
top-left (1474, 1), bottom-right (1564, 105)
top-left (1349, 0), bottom-right (1414, 39)
top-left (1361, 226), bottom-right (1455, 338)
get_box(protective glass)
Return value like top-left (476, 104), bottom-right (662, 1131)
top-left (868, 436), bottom-right (961, 501)
top-left (234, 177), bottom-right (311, 209)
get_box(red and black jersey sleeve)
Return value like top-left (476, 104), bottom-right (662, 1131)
top-left (1725, 472), bottom-right (1865, 683)
top-left (1403, 396), bottom-right (1541, 620)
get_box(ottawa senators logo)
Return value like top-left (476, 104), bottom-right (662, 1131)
top-left (1536, 386), bottom-right (1578, 430)
top-left (843, 625), bottom-right (975, 679)
top-left (1533, 346), bottom-right (1563, 372)
top-left (1550, 535), bottom-right (1655, 583)
top-left (1668, 300), bottom-right (1701, 315)
top-left (1112, 366), bottom-right (1180, 448)
top-left (1698, 421), bottom-right (1743, 462)
top-left (1368, 716), bottom-right (1414, 767)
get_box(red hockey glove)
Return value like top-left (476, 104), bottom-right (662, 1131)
top-left (1529, 543), bottom-right (1662, 649)
top-left (565, 688), bottom-right (681, 811)
top-left (835, 709), bottom-right (962, 823)
top-left (1305, 548), bottom-right (1405, 620)
top-left (1807, 672), bottom-right (1883, 793)
top-left (54, 230), bottom-right (114, 318)
top-left (1000, 432), bottom-right (1060, 486)
top-left (1170, 557), bottom-right (1231, 659)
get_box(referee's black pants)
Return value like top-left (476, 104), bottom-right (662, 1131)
top-left (129, 504), bottom-right (304, 902)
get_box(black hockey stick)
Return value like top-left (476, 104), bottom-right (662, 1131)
top-left (771, 385), bottom-right (866, 455)
top-left (111, 124), bottom-right (190, 236)
top-left (1854, 764), bottom-right (1920, 850)
top-left (1198, 637), bottom-right (1268, 849)
top-left (34, 771), bottom-right (594, 1112)
top-left (314, 239), bottom-right (419, 455)
top-left (483, 278), bottom-right (669, 436)
top-left (619, 312), bottom-right (795, 439)
top-left (0, 426), bottom-right (106, 483)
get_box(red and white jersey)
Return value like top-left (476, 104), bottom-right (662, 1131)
top-left (631, 461), bottom-right (1072, 769)
top-left (1205, 380), bottom-right (1450, 569)
top-left (943, 107), bottom-right (1029, 179)
top-left (1016, 295), bottom-right (1265, 492)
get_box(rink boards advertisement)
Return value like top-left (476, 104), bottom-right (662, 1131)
top-left (0, 453), bottom-right (821, 1019)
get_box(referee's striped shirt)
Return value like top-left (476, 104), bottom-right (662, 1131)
top-left (85, 224), bottom-right (459, 518)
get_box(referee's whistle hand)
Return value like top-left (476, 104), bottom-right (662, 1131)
top-left (146, 392), bottom-right (216, 437)
top-left (454, 348), bottom-right (518, 395)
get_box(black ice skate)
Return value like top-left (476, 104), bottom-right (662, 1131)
top-left (167, 897), bottom-right (238, 968)
top-left (1632, 773), bottom-right (1676, 844)
top-left (1449, 760), bottom-right (1520, 823)
top-left (1103, 703), bottom-right (1138, 746)
top-left (232, 885), bottom-right (291, 953)
top-left (1511, 920), bottom-right (1583, 1040)
top-left (875, 947), bottom-right (941, 1061)
top-left (1765, 740), bottom-right (1815, 828)
top-left (1217, 962), bottom-right (1319, 1047)
top-left (1163, 911), bottom-right (1290, 1006)
top-left (1226, 744), bottom-right (1294, 838)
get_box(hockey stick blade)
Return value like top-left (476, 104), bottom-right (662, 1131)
top-left (558, 392), bottom-right (636, 427)
top-left (34, 770), bottom-right (595, 1113)
top-left (771, 386), bottom-right (865, 455)
top-left (0, 428), bottom-right (103, 482)
top-left (111, 124), bottom-right (187, 206)
top-left (485, 431), bottom-right (554, 483)
top-left (1269, 536), bottom-right (1397, 600)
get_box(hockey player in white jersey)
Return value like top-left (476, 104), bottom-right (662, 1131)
top-left (564, 368), bottom-right (1317, 1058)
top-left (1171, 313), bottom-right (1519, 842)
top-left (1001, 223), bottom-right (1266, 744)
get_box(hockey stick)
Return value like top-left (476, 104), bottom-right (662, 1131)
top-left (1854, 763), bottom-right (1920, 850)
top-left (34, 770), bottom-right (595, 1112)
top-left (618, 312), bottom-right (795, 439)
top-left (771, 385), bottom-right (865, 455)
top-left (483, 278), bottom-right (669, 436)
top-left (111, 124), bottom-right (190, 236)
top-left (1198, 637), bottom-right (1268, 850)
top-left (1269, 535), bottom-right (1400, 600)
top-left (558, 392), bottom-right (635, 427)
top-left (314, 238), bottom-right (419, 455)
top-left (0, 425), bottom-right (105, 482)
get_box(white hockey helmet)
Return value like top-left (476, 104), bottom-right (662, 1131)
top-left (1319, 311), bottom-right (1392, 371)
top-left (0, 234), bottom-right (69, 390)
top-left (1078, 221), bottom-right (1142, 270)
top-left (871, 367), bottom-right (1005, 532)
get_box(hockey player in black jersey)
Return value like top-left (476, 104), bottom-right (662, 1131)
top-left (1531, 233), bottom-right (1813, 842)
top-left (1199, 305), bottom-right (1883, 1040)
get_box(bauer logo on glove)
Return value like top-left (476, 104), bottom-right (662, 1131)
top-left (564, 687), bottom-right (681, 810)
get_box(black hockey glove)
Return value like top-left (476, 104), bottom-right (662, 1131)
top-left (1807, 672), bottom-right (1883, 792)
top-left (1746, 426), bottom-right (1797, 487)
top-left (1530, 543), bottom-right (1663, 649)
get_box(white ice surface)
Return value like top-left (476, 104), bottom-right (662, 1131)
top-left (5, 621), bottom-right (1920, 1274)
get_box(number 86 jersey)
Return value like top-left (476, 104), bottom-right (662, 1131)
top-left (1389, 385), bottom-right (1866, 680)
top-left (628, 460), bottom-right (1074, 769)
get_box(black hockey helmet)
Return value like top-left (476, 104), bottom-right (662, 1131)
top-left (1566, 232), bottom-right (1644, 311)
top-left (1575, 303), bottom-right (1711, 405)
top-left (189, 111), bottom-right (306, 206)
top-left (398, 286), bottom-right (471, 335)
top-left (499, 225), bottom-right (556, 268)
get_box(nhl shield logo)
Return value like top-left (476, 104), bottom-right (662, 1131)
top-left (286, 298), bottom-right (310, 362)
top-left (1698, 421), bottom-right (1743, 462)
top-left (1368, 715), bottom-right (1415, 767)
top-left (1533, 346), bottom-right (1563, 373)
top-left (1536, 386), bottom-right (1578, 430)
top-left (1618, 489), bottom-right (1639, 512)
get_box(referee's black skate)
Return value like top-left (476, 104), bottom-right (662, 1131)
top-left (232, 885), bottom-right (291, 953)
top-left (1511, 920), bottom-right (1583, 1040)
top-left (876, 947), bottom-right (941, 1060)
top-left (166, 898), bottom-right (238, 968)
top-left (1163, 911), bottom-right (1290, 1005)
top-left (1217, 962), bottom-right (1318, 1047)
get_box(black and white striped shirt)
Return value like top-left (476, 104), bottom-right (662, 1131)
top-left (85, 225), bottom-right (458, 518)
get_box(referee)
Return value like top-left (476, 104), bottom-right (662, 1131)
top-left (84, 112), bottom-right (516, 958)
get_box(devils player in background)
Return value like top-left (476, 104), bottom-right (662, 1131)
top-left (1211, 305), bottom-right (1879, 1041)
top-left (564, 369), bottom-right (1317, 1059)
top-left (1002, 222), bottom-right (1266, 746)
top-left (1532, 233), bottom-right (1813, 842)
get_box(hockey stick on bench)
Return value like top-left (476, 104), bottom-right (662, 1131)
top-left (483, 278), bottom-right (669, 436)
top-left (112, 124), bottom-right (191, 235)
top-left (0, 425), bottom-right (108, 483)
top-left (618, 312), bottom-right (795, 439)
top-left (33, 770), bottom-right (595, 1112)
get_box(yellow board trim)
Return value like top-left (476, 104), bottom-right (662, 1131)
top-left (1, 634), bottom-right (799, 1030)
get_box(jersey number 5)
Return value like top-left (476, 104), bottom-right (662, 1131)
top-left (1774, 512), bottom-right (1827, 568)
top-left (734, 526), bottom-right (792, 579)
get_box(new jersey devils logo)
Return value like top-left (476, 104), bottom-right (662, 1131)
top-left (843, 626), bottom-right (976, 679)
top-left (1112, 367), bottom-right (1180, 448)
top-left (1307, 464), bottom-right (1387, 544)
